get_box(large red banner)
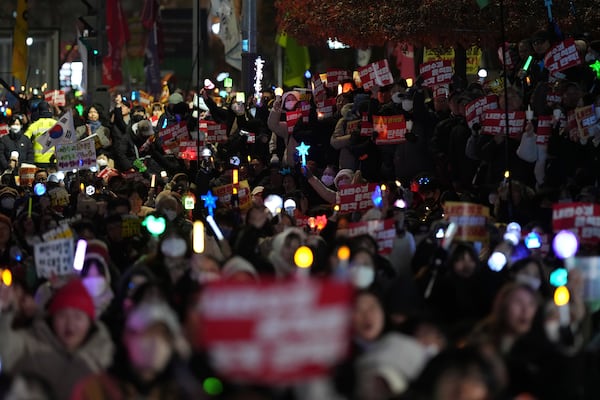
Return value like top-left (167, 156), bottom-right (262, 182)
top-left (465, 95), bottom-right (498, 128)
top-left (346, 219), bottom-right (396, 254)
top-left (358, 60), bottom-right (393, 91)
top-left (544, 38), bottom-right (582, 75)
top-left (481, 111), bottom-right (526, 138)
top-left (419, 60), bottom-right (453, 88)
top-left (553, 202), bottom-right (600, 244)
top-left (339, 183), bottom-right (379, 213)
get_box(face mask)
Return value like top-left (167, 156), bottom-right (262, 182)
top-left (350, 265), bottom-right (375, 289)
top-left (82, 276), bottom-right (108, 298)
top-left (128, 336), bottom-right (173, 372)
top-left (163, 209), bottom-right (177, 221)
top-left (97, 158), bottom-right (108, 167)
top-left (9, 125), bottom-right (21, 134)
top-left (285, 100), bottom-right (297, 111)
top-left (161, 236), bottom-right (187, 258)
top-left (544, 319), bottom-right (560, 342)
top-left (401, 99), bottom-right (414, 111)
top-left (321, 175), bottom-right (335, 186)
top-left (1, 197), bottom-right (15, 210)
top-left (515, 274), bottom-right (541, 291)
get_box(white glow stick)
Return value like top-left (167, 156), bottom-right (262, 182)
top-left (206, 215), bottom-right (224, 241)
top-left (73, 239), bottom-right (87, 271)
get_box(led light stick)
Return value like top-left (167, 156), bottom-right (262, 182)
top-left (193, 221), bottom-right (205, 253)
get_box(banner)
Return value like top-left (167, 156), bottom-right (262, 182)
top-left (553, 202), bottom-right (600, 244)
top-left (339, 183), bottom-right (379, 213)
top-left (444, 202), bottom-right (489, 242)
top-left (419, 60), bottom-right (453, 88)
top-left (159, 121), bottom-right (188, 153)
top-left (546, 92), bottom-right (562, 105)
top-left (326, 69), bottom-right (350, 88)
top-left (358, 60), bottom-right (393, 91)
top-left (465, 95), bottom-right (499, 128)
top-left (373, 115), bottom-right (407, 144)
top-left (301, 101), bottom-right (311, 123)
top-left (34, 238), bottom-right (74, 279)
top-left (311, 76), bottom-right (327, 103)
top-left (178, 140), bottom-right (197, 160)
top-left (11, 0), bottom-right (28, 84)
top-left (44, 90), bottom-right (66, 107)
top-left (423, 47), bottom-right (481, 75)
top-left (198, 279), bottom-right (352, 384)
top-left (536, 115), bottom-right (553, 144)
top-left (346, 219), bottom-right (396, 254)
top-left (212, 179), bottom-right (251, 210)
top-left (198, 120), bottom-right (228, 143)
top-left (574, 105), bottom-right (597, 142)
top-left (360, 113), bottom-right (373, 137)
top-left (481, 111), bottom-right (526, 138)
top-left (286, 110), bottom-right (303, 134)
top-left (316, 98), bottom-right (336, 119)
top-left (37, 110), bottom-right (77, 153)
top-left (55, 139), bottom-right (97, 171)
top-left (103, 0), bottom-right (130, 87)
top-left (544, 38), bottom-right (582, 75)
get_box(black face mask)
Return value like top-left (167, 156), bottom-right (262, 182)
top-left (131, 114), bottom-right (145, 123)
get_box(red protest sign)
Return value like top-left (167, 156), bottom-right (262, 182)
top-left (178, 140), bottom-right (198, 160)
top-left (286, 110), bottom-right (303, 134)
top-left (198, 279), bottom-right (352, 384)
top-left (301, 101), bottom-right (311, 123)
top-left (373, 115), bottom-right (407, 144)
top-left (360, 113), bottom-right (373, 137)
top-left (138, 90), bottom-right (153, 106)
top-left (339, 183), bottom-right (379, 213)
top-left (0, 124), bottom-right (8, 137)
top-left (481, 111), bottom-right (526, 138)
top-left (444, 202), bottom-right (490, 242)
top-left (536, 115), bottom-right (553, 144)
top-left (358, 60), bottom-right (393, 91)
top-left (316, 98), bottom-right (336, 119)
top-left (553, 202), bottom-right (600, 244)
top-left (465, 95), bottom-right (499, 128)
top-left (246, 132), bottom-right (256, 143)
top-left (311, 76), bottom-right (327, 103)
top-left (200, 120), bottom-right (228, 143)
top-left (345, 119), bottom-right (361, 135)
top-left (346, 219), bottom-right (396, 254)
top-left (544, 38), bottom-right (582, 75)
top-left (212, 180), bottom-right (252, 210)
top-left (575, 105), bottom-right (597, 141)
top-left (159, 121), bottom-right (188, 154)
top-left (44, 90), bottom-right (66, 106)
top-left (326, 69), bottom-right (351, 88)
top-left (419, 60), bottom-right (453, 88)
top-left (546, 91), bottom-right (562, 105)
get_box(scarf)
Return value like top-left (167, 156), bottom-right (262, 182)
top-left (88, 120), bottom-right (102, 134)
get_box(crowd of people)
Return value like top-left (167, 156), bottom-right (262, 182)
top-left (0, 26), bottom-right (600, 399)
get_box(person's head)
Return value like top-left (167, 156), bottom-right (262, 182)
top-left (349, 248), bottom-right (376, 289)
top-left (334, 169), bottom-right (353, 190)
top-left (561, 81), bottom-right (583, 110)
top-left (433, 92), bottom-right (449, 114)
top-left (273, 211), bottom-right (295, 234)
top-left (84, 105), bottom-right (101, 122)
top-left (251, 186), bottom-right (265, 207)
top-left (8, 115), bottom-right (23, 137)
top-left (250, 157), bottom-right (266, 175)
top-left (282, 92), bottom-right (300, 111)
top-left (123, 302), bottom-right (180, 380)
top-left (352, 290), bottom-right (385, 342)
top-left (321, 165), bottom-right (338, 187)
top-left (518, 39), bottom-right (533, 60)
top-left (155, 193), bottom-right (179, 222)
top-left (131, 105), bottom-right (147, 123)
top-left (510, 257), bottom-right (546, 293)
top-left (282, 174), bottom-right (298, 193)
top-left (246, 205), bottom-right (269, 229)
top-left (280, 230), bottom-right (303, 264)
top-left (48, 279), bottom-right (95, 351)
top-left (151, 103), bottom-right (163, 117)
top-left (377, 84), bottom-right (393, 105)
top-left (448, 243), bottom-right (479, 278)
top-left (190, 253), bottom-right (221, 283)
top-left (531, 30), bottom-right (552, 56)
top-left (34, 169), bottom-right (48, 184)
top-left (491, 283), bottom-right (539, 337)
top-left (222, 256), bottom-right (259, 282)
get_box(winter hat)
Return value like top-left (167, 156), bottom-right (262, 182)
top-left (48, 278), bottom-right (96, 320)
top-left (0, 213), bottom-right (12, 229)
top-left (37, 101), bottom-right (53, 118)
top-left (251, 186), bottom-right (265, 196)
top-left (222, 256), bottom-right (259, 281)
top-left (168, 92), bottom-right (184, 105)
top-left (334, 169), bottom-right (354, 188)
top-left (134, 120), bottom-right (154, 137)
top-left (126, 301), bottom-right (181, 335)
top-left (0, 186), bottom-right (18, 199)
top-left (84, 239), bottom-right (110, 272)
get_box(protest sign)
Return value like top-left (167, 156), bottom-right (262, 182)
top-left (553, 202), bottom-right (600, 244)
top-left (34, 238), bottom-right (74, 278)
top-left (316, 98), bottom-right (336, 119)
top-left (286, 110), bottom-right (303, 134)
top-left (546, 92), bottom-right (562, 105)
top-left (373, 115), bottom-right (407, 144)
top-left (444, 202), bottom-right (490, 242)
top-left (18, 164), bottom-right (37, 187)
top-left (213, 180), bottom-right (252, 210)
top-left (55, 139), bottom-right (97, 171)
top-left (311, 76), bottom-right (327, 103)
top-left (536, 115), bottom-right (553, 144)
top-left (198, 279), bottom-right (352, 384)
top-left (564, 257), bottom-right (600, 312)
top-left (419, 60), bottom-right (453, 88)
top-left (574, 105), bottom-right (597, 141)
top-left (360, 113), bottom-right (373, 137)
top-left (358, 60), bottom-right (393, 91)
top-left (44, 90), bottom-right (66, 106)
top-left (199, 120), bottom-right (228, 143)
top-left (346, 219), bottom-right (396, 254)
top-left (326, 69), bottom-right (350, 88)
top-left (301, 101), bottom-right (311, 123)
top-left (42, 224), bottom-right (74, 241)
top-left (339, 183), bottom-right (379, 213)
top-left (465, 95), bottom-right (499, 128)
top-left (345, 119), bottom-right (361, 136)
top-left (544, 38), bottom-right (582, 75)
top-left (0, 124), bottom-right (8, 137)
top-left (138, 90), bottom-right (154, 106)
top-left (481, 111), bottom-right (526, 138)
top-left (159, 121), bottom-right (189, 154)
top-left (178, 140), bottom-right (198, 160)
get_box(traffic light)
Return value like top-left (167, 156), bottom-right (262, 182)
top-left (78, 0), bottom-right (106, 58)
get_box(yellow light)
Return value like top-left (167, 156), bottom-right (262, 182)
top-left (294, 246), bottom-right (313, 269)
top-left (337, 245), bottom-right (350, 261)
top-left (233, 187), bottom-right (238, 195)
top-left (274, 87), bottom-right (284, 97)
top-left (381, 184), bottom-right (387, 191)
top-left (80, 183), bottom-right (84, 192)
top-left (334, 204), bottom-right (340, 212)
top-left (554, 286), bottom-right (570, 306)
top-left (406, 78), bottom-right (414, 88)
top-left (2, 269), bottom-right (12, 286)
top-left (247, 155), bottom-right (251, 163)
top-left (232, 169), bottom-right (239, 185)
top-left (193, 221), bottom-right (205, 253)
top-left (504, 170), bottom-right (510, 179)
top-left (395, 180), bottom-right (401, 187)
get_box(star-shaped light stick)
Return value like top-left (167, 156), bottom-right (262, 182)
top-left (590, 60), bottom-right (600, 79)
top-left (201, 190), bottom-right (218, 216)
top-left (296, 142), bottom-right (310, 166)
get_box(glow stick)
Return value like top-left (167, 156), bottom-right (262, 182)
top-left (151, 174), bottom-right (156, 188)
top-left (73, 239), bottom-right (87, 271)
top-left (206, 215), bottom-right (225, 241)
top-left (193, 221), bottom-right (205, 253)
top-left (523, 55), bottom-right (533, 71)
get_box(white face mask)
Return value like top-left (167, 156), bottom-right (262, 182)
top-left (161, 236), bottom-right (187, 258)
top-left (401, 99), bottom-right (414, 111)
top-left (97, 158), bottom-right (108, 167)
top-left (163, 209), bottom-right (177, 221)
top-left (350, 265), bottom-right (375, 289)
top-left (321, 175), bottom-right (335, 186)
top-left (9, 125), bottom-right (21, 133)
top-left (515, 274), bottom-right (541, 291)
top-left (82, 276), bottom-right (108, 298)
top-left (128, 336), bottom-right (173, 372)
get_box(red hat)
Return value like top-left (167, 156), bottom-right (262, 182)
top-left (48, 279), bottom-right (95, 320)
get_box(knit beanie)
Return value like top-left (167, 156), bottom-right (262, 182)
top-left (48, 278), bottom-right (96, 320)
